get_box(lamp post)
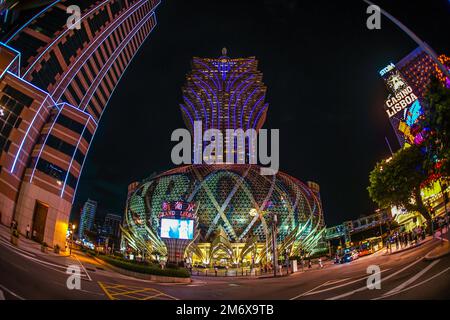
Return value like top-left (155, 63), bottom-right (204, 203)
top-left (70, 224), bottom-right (75, 256)
top-left (272, 214), bottom-right (278, 277)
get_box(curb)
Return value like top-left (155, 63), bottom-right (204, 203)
top-left (424, 242), bottom-right (450, 261)
top-left (382, 238), bottom-right (431, 256)
top-left (92, 256), bottom-right (191, 284)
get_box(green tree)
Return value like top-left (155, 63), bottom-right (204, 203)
top-left (421, 77), bottom-right (450, 177)
top-left (368, 145), bottom-right (431, 222)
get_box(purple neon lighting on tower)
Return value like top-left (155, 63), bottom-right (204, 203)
top-left (180, 49), bottom-right (268, 137)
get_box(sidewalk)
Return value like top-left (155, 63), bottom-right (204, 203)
top-left (0, 223), bottom-right (70, 259)
top-left (382, 236), bottom-right (432, 256)
top-left (425, 240), bottom-right (450, 260)
top-left (425, 229), bottom-right (450, 260)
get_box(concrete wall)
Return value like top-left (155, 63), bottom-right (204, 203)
top-left (15, 182), bottom-right (71, 249)
top-left (0, 194), bottom-right (15, 227)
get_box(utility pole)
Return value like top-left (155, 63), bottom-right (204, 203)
top-left (272, 214), bottom-right (278, 277)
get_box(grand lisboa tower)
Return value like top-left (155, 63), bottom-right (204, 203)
top-left (122, 49), bottom-right (327, 266)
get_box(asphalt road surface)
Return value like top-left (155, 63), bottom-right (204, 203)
top-left (1, 234), bottom-right (449, 300)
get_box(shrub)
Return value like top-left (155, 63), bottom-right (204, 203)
top-left (99, 256), bottom-right (190, 278)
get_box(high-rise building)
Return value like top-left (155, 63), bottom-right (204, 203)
top-left (122, 51), bottom-right (326, 265)
top-left (380, 47), bottom-right (449, 147)
top-left (0, 0), bottom-right (160, 248)
top-left (103, 213), bottom-right (121, 239)
top-left (180, 48), bottom-right (269, 163)
top-left (78, 198), bottom-right (97, 239)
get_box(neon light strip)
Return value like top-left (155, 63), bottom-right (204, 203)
top-left (0, 42), bottom-right (21, 78)
top-left (29, 101), bottom-right (98, 184)
top-left (72, 15), bottom-right (159, 203)
top-left (252, 103), bottom-right (268, 129)
top-left (247, 94), bottom-right (265, 129)
top-left (6, 71), bottom-right (57, 104)
top-left (56, 102), bottom-right (98, 126)
top-left (189, 88), bottom-right (208, 128)
top-left (29, 105), bottom-right (63, 183)
top-left (60, 117), bottom-right (90, 197)
top-left (226, 59), bottom-right (253, 91)
top-left (52, 0), bottom-right (149, 99)
top-left (0, 53), bottom-right (19, 79)
top-left (11, 96), bottom-right (49, 173)
top-left (193, 75), bottom-right (219, 130)
top-left (193, 80), bottom-right (214, 129)
top-left (23, 0), bottom-right (112, 78)
top-left (240, 87), bottom-right (258, 128)
top-left (5, 0), bottom-right (61, 44)
top-left (182, 96), bottom-right (199, 120)
top-left (233, 75), bottom-right (255, 130)
top-left (193, 59), bottom-right (219, 89)
top-left (180, 104), bottom-right (194, 128)
top-left (227, 72), bottom-right (251, 129)
top-left (81, 12), bottom-right (156, 111)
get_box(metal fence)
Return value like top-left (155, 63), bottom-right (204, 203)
top-left (190, 267), bottom-right (293, 277)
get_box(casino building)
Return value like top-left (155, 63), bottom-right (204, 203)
top-left (379, 47), bottom-right (450, 229)
top-left (0, 0), bottom-right (160, 248)
top-left (380, 47), bottom-right (449, 147)
top-left (122, 51), bottom-right (327, 266)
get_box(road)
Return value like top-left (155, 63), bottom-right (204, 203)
top-left (0, 231), bottom-right (449, 300)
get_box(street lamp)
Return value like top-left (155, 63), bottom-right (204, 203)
top-left (70, 224), bottom-right (75, 256)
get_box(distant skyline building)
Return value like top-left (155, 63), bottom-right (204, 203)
top-left (0, 0), bottom-right (161, 249)
top-left (103, 212), bottom-right (122, 239)
top-left (79, 198), bottom-right (97, 239)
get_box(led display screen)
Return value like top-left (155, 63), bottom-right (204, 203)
top-left (160, 218), bottom-right (194, 240)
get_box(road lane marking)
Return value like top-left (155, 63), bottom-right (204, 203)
top-left (141, 293), bottom-right (164, 300)
top-left (13, 251), bottom-right (89, 277)
top-left (291, 269), bottom-right (391, 299)
top-left (0, 237), bottom-right (37, 257)
top-left (324, 278), bottom-right (351, 285)
top-left (97, 281), bottom-right (178, 300)
top-left (0, 284), bottom-right (25, 300)
top-left (0, 289), bottom-right (5, 300)
top-left (327, 257), bottom-right (423, 300)
top-left (73, 254), bottom-right (92, 281)
top-left (383, 259), bottom-right (440, 296)
top-left (290, 282), bottom-right (330, 300)
top-left (98, 281), bottom-right (115, 300)
top-left (290, 275), bottom-right (378, 300)
top-left (373, 266), bottom-right (450, 300)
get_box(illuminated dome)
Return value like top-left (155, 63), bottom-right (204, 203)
top-left (123, 164), bottom-right (326, 264)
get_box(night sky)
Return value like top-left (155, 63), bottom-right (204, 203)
top-left (71, 0), bottom-right (450, 226)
